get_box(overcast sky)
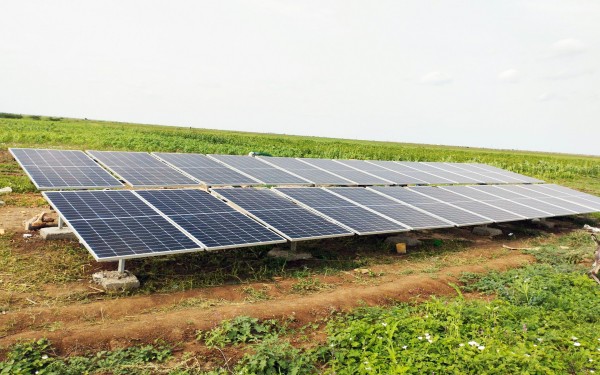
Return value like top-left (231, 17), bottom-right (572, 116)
top-left (1, 1), bottom-right (599, 155)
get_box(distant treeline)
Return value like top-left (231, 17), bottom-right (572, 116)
top-left (0, 113), bottom-right (61, 121)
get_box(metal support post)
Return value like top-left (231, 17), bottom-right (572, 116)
top-left (290, 241), bottom-right (297, 252)
top-left (118, 259), bottom-right (126, 273)
top-left (58, 216), bottom-right (64, 229)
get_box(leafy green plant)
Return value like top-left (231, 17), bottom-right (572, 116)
top-left (0, 339), bottom-right (54, 374)
top-left (291, 277), bottom-right (333, 294)
top-left (200, 316), bottom-right (282, 347)
top-left (234, 336), bottom-right (317, 375)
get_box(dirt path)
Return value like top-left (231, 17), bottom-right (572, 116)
top-left (0, 243), bottom-right (533, 355)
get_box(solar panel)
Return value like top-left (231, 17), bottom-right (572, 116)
top-left (468, 185), bottom-right (575, 216)
top-left (501, 185), bottom-right (598, 214)
top-left (274, 188), bottom-right (408, 235)
top-left (212, 188), bottom-right (353, 241)
top-left (298, 158), bottom-right (392, 185)
top-left (382, 161), bottom-right (457, 184)
top-left (408, 186), bottom-right (525, 223)
top-left (335, 159), bottom-right (427, 185)
top-left (443, 163), bottom-right (508, 184)
top-left (440, 185), bottom-right (552, 219)
top-left (87, 151), bottom-right (198, 187)
top-left (10, 148), bottom-right (123, 190)
top-left (419, 162), bottom-right (485, 183)
top-left (257, 157), bottom-right (355, 185)
top-left (368, 187), bottom-right (493, 226)
top-left (327, 187), bottom-right (454, 230)
top-left (533, 184), bottom-right (600, 208)
top-left (43, 190), bottom-right (201, 261)
top-left (208, 155), bottom-right (311, 185)
top-left (153, 153), bottom-right (261, 186)
top-left (395, 162), bottom-right (467, 183)
top-left (469, 164), bottom-right (543, 183)
top-left (136, 189), bottom-right (286, 249)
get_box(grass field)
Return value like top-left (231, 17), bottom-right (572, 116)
top-left (1, 114), bottom-right (600, 374)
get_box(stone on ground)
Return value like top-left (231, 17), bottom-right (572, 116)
top-left (40, 227), bottom-right (77, 240)
top-left (0, 187), bottom-right (12, 195)
top-left (267, 248), bottom-right (313, 261)
top-left (92, 271), bottom-right (140, 291)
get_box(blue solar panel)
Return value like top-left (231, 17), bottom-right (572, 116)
top-left (275, 188), bottom-right (408, 234)
top-left (212, 188), bottom-right (353, 240)
top-left (136, 189), bottom-right (286, 249)
top-left (10, 148), bottom-right (122, 189)
top-left (208, 155), bottom-right (311, 185)
top-left (43, 190), bottom-right (201, 261)
top-left (87, 151), bottom-right (198, 187)
top-left (153, 153), bottom-right (261, 186)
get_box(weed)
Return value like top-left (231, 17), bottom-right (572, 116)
top-left (200, 316), bottom-right (282, 348)
top-left (242, 285), bottom-right (272, 302)
top-left (291, 277), bottom-right (334, 294)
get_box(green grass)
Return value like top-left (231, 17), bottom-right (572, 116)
top-left (2, 116), bottom-right (600, 194)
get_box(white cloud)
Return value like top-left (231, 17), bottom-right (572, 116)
top-left (420, 71), bottom-right (453, 86)
top-left (551, 38), bottom-right (587, 57)
top-left (538, 92), bottom-right (565, 102)
top-left (498, 69), bottom-right (520, 83)
top-left (545, 68), bottom-right (594, 81)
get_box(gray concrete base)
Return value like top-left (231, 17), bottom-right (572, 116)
top-left (267, 248), bottom-right (313, 261)
top-left (472, 226), bottom-right (503, 237)
top-left (384, 235), bottom-right (422, 247)
top-left (92, 271), bottom-right (140, 291)
top-left (0, 187), bottom-right (12, 195)
top-left (40, 227), bottom-right (77, 240)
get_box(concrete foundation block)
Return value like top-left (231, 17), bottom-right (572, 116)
top-left (267, 248), bottom-right (313, 261)
top-left (92, 271), bottom-right (140, 291)
top-left (472, 226), bottom-right (503, 237)
top-left (40, 227), bottom-right (77, 240)
top-left (384, 235), bottom-right (422, 247)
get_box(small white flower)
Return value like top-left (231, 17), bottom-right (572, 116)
top-left (459, 343), bottom-right (465, 347)
top-left (574, 342), bottom-right (581, 347)
top-left (382, 322), bottom-right (387, 327)
top-left (428, 339), bottom-right (433, 343)
top-left (537, 338), bottom-right (543, 342)
top-left (418, 336), bottom-right (423, 340)
top-left (41, 354), bottom-right (48, 360)
top-left (377, 336), bottom-right (383, 340)
top-left (589, 359), bottom-right (594, 362)
top-left (330, 343), bottom-right (335, 348)
top-left (525, 354), bottom-right (530, 357)
top-left (402, 345), bottom-right (408, 349)
top-left (478, 345), bottom-right (485, 350)
top-left (572, 336), bottom-right (578, 341)
top-left (533, 344), bottom-right (537, 347)
top-left (468, 341), bottom-right (478, 346)
top-left (365, 367), bottom-right (372, 371)
top-left (425, 333), bottom-right (430, 336)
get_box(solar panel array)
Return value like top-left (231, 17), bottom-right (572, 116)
top-left (13, 148), bottom-right (599, 267)
top-left (10, 148), bottom-right (123, 190)
top-left (87, 151), bottom-right (198, 187)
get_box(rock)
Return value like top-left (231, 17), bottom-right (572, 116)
top-left (0, 200), bottom-right (5, 207)
top-left (384, 235), bottom-right (422, 247)
top-left (0, 187), bottom-right (12, 195)
top-left (22, 233), bottom-right (32, 238)
top-left (0, 228), bottom-right (4, 235)
top-left (267, 248), bottom-right (313, 261)
top-left (40, 227), bottom-right (77, 240)
top-left (92, 271), bottom-right (140, 291)
top-left (472, 226), bottom-right (503, 237)
top-left (24, 212), bottom-right (56, 231)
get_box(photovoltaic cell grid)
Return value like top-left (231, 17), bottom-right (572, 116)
top-left (368, 186), bottom-right (492, 226)
top-left (208, 154), bottom-right (310, 185)
top-left (153, 153), bottom-right (261, 186)
top-left (258, 157), bottom-right (355, 185)
top-left (43, 190), bottom-right (200, 261)
top-left (87, 151), bottom-right (198, 187)
top-left (298, 158), bottom-right (392, 185)
top-left (9, 148), bottom-right (123, 189)
top-left (136, 189), bottom-right (286, 249)
top-left (212, 188), bottom-right (353, 241)
top-left (408, 186), bottom-right (525, 223)
top-left (496, 185), bottom-right (598, 214)
top-left (327, 187), bottom-right (454, 230)
top-left (531, 184), bottom-right (600, 210)
top-left (274, 188), bottom-right (408, 235)
top-left (367, 160), bottom-right (456, 184)
top-left (439, 185), bottom-right (553, 219)
top-left (335, 159), bottom-right (427, 185)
